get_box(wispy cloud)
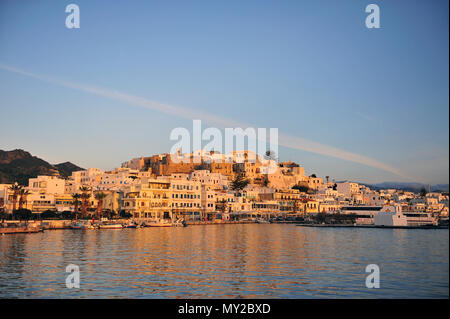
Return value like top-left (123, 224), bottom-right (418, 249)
top-left (355, 111), bottom-right (375, 123)
top-left (0, 63), bottom-right (408, 178)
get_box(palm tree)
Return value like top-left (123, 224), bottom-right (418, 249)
top-left (79, 186), bottom-right (91, 218)
top-left (18, 189), bottom-right (30, 210)
top-left (8, 183), bottom-right (22, 213)
top-left (72, 193), bottom-right (81, 220)
top-left (94, 192), bottom-right (107, 220)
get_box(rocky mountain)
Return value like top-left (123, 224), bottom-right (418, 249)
top-left (0, 149), bottom-right (84, 185)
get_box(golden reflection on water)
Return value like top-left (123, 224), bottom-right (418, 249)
top-left (0, 225), bottom-right (448, 298)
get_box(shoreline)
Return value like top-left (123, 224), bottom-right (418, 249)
top-left (2, 220), bottom-right (448, 235)
top-left (295, 224), bottom-right (449, 230)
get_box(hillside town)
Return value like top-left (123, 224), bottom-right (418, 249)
top-left (0, 150), bottom-right (449, 228)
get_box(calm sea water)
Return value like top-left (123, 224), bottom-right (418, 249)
top-left (0, 224), bottom-right (448, 298)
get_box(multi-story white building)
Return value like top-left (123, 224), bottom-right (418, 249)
top-left (230, 196), bottom-right (252, 213)
top-left (170, 178), bottom-right (202, 220)
top-left (28, 175), bottom-right (66, 195)
top-left (71, 168), bottom-right (103, 186)
top-left (318, 200), bottom-right (340, 213)
top-left (336, 181), bottom-right (360, 198)
top-left (201, 184), bottom-right (217, 214)
top-left (96, 168), bottom-right (140, 191)
top-left (28, 193), bottom-right (56, 213)
top-left (26, 176), bottom-right (73, 212)
top-left (361, 190), bottom-right (385, 206)
top-left (122, 180), bottom-right (171, 219)
top-left (189, 170), bottom-right (229, 190)
top-left (0, 184), bottom-right (11, 212)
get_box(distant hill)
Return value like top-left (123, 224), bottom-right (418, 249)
top-left (364, 182), bottom-right (449, 193)
top-left (54, 162), bottom-right (84, 178)
top-left (0, 149), bottom-right (84, 185)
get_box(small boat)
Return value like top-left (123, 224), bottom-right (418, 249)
top-left (70, 222), bottom-right (90, 230)
top-left (99, 222), bottom-right (123, 229)
top-left (70, 220), bottom-right (97, 229)
top-left (256, 218), bottom-right (270, 224)
top-left (124, 221), bottom-right (138, 228)
top-left (145, 219), bottom-right (173, 227)
top-left (173, 218), bottom-right (187, 227)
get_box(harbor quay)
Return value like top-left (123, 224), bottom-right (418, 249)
top-left (1, 216), bottom-right (273, 233)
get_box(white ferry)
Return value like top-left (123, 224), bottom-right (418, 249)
top-left (340, 206), bottom-right (383, 225)
top-left (374, 204), bottom-right (436, 227)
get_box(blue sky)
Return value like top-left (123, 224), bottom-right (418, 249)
top-left (0, 0), bottom-right (448, 184)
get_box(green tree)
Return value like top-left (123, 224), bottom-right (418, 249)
top-left (264, 150), bottom-right (278, 162)
top-left (231, 174), bottom-right (249, 192)
top-left (119, 210), bottom-right (132, 218)
top-left (292, 184), bottom-right (310, 193)
top-left (61, 211), bottom-right (74, 219)
top-left (420, 187), bottom-right (427, 197)
top-left (262, 175), bottom-right (270, 187)
top-left (13, 209), bottom-right (32, 220)
top-left (41, 210), bottom-right (58, 219)
top-left (194, 161), bottom-right (210, 171)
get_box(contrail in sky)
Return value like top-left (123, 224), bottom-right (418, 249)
top-left (0, 63), bottom-right (408, 178)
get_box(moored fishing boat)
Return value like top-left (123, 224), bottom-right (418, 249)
top-left (70, 223), bottom-right (84, 229)
top-left (99, 222), bottom-right (123, 229)
top-left (173, 218), bottom-right (187, 227)
top-left (124, 221), bottom-right (138, 228)
top-left (256, 218), bottom-right (270, 224)
top-left (144, 218), bottom-right (173, 227)
top-left (70, 221), bottom-right (94, 230)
